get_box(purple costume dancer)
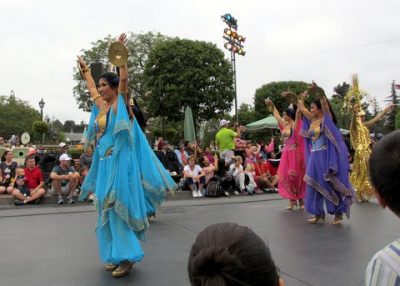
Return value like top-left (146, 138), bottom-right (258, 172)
top-left (298, 83), bottom-right (354, 225)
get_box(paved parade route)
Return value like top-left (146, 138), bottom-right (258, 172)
top-left (0, 196), bottom-right (398, 286)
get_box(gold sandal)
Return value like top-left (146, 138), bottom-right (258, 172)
top-left (285, 200), bottom-right (297, 210)
top-left (105, 263), bottom-right (118, 271)
top-left (112, 261), bottom-right (134, 277)
top-left (298, 199), bottom-right (305, 210)
top-left (308, 215), bottom-right (325, 224)
top-left (332, 214), bottom-right (343, 225)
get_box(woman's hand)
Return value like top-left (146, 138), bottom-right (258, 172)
top-left (118, 33), bottom-right (127, 46)
top-left (308, 81), bottom-right (326, 99)
top-left (265, 98), bottom-right (273, 106)
top-left (384, 103), bottom-right (395, 113)
top-left (76, 55), bottom-right (88, 69)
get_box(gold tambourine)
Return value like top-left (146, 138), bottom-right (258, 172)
top-left (282, 91), bottom-right (298, 105)
top-left (265, 98), bottom-right (274, 112)
top-left (108, 42), bottom-right (128, 67)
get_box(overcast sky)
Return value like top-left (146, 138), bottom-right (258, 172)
top-left (1, 0), bottom-right (399, 124)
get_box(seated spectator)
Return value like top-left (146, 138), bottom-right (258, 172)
top-left (0, 137), bottom-right (5, 146)
top-left (50, 153), bottom-right (80, 204)
top-left (183, 156), bottom-right (206, 198)
top-left (79, 146), bottom-right (93, 200)
top-left (175, 144), bottom-right (189, 169)
top-left (202, 147), bottom-right (215, 165)
top-left (244, 143), bottom-right (261, 168)
top-left (12, 163), bottom-right (46, 205)
top-left (251, 154), bottom-right (279, 192)
top-left (229, 156), bottom-right (257, 195)
top-left (156, 137), bottom-right (164, 151)
top-left (199, 154), bottom-right (219, 186)
top-left (188, 222), bottom-right (284, 286)
top-left (0, 150), bottom-right (18, 194)
top-left (365, 130), bottom-right (400, 285)
top-left (79, 146), bottom-right (93, 178)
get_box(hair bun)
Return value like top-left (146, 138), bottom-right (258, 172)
top-left (191, 246), bottom-right (241, 280)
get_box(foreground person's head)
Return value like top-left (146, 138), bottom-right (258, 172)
top-left (369, 130), bottom-right (400, 217)
top-left (188, 223), bottom-right (284, 286)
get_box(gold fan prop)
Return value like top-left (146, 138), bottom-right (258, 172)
top-left (108, 42), bottom-right (128, 67)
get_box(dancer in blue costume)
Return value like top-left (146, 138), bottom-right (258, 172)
top-left (77, 33), bottom-right (175, 277)
top-left (297, 82), bottom-right (355, 225)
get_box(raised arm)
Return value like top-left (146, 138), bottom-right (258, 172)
top-left (76, 56), bottom-right (104, 108)
top-left (308, 82), bottom-right (331, 116)
top-left (365, 104), bottom-right (395, 128)
top-left (265, 99), bottom-right (285, 127)
top-left (297, 91), bottom-right (312, 120)
top-left (117, 33), bottom-right (129, 97)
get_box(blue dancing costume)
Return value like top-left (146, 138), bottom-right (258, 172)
top-left (80, 94), bottom-right (176, 264)
top-left (301, 113), bottom-right (355, 218)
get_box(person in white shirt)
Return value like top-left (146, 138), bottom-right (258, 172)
top-left (183, 156), bottom-right (206, 198)
top-left (229, 156), bottom-right (257, 195)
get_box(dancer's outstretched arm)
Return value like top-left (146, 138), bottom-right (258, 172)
top-left (297, 91), bottom-right (312, 121)
top-left (76, 56), bottom-right (105, 109)
top-left (117, 33), bottom-right (128, 97)
top-left (265, 99), bottom-right (285, 127)
top-left (365, 104), bottom-right (394, 128)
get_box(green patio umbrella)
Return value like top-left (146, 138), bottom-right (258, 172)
top-left (184, 106), bottom-right (196, 142)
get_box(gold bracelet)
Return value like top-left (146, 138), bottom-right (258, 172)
top-left (93, 95), bottom-right (101, 102)
top-left (82, 66), bottom-right (89, 73)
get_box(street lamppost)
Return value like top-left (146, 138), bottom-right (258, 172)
top-left (38, 98), bottom-right (45, 121)
top-left (221, 13), bottom-right (246, 123)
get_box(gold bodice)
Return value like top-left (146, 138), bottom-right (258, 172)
top-left (96, 104), bottom-right (111, 134)
top-left (309, 119), bottom-right (322, 141)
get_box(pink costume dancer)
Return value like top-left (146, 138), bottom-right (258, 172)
top-left (266, 99), bottom-right (306, 210)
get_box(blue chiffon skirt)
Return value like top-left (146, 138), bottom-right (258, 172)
top-left (131, 119), bottom-right (178, 215)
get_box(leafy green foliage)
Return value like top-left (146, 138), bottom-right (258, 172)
top-left (332, 82), bottom-right (351, 99)
top-left (0, 95), bottom-right (41, 139)
top-left (254, 81), bottom-right (310, 118)
top-left (73, 32), bottom-right (168, 112)
top-left (237, 103), bottom-right (257, 126)
top-left (144, 38), bottom-right (234, 122)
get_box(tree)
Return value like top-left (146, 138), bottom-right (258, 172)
top-left (32, 121), bottom-right (49, 144)
top-left (385, 81), bottom-right (398, 131)
top-left (63, 120), bottom-right (76, 132)
top-left (73, 32), bottom-right (168, 112)
top-left (332, 82), bottom-right (351, 99)
top-left (0, 94), bottom-right (41, 139)
top-left (237, 103), bottom-right (257, 126)
top-left (144, 38), bottom-right (235, 123)
top-left (254, 81), bottom-right (310, 118)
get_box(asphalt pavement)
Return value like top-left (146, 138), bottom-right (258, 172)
top-left (0, 195), bottom-right (398, 286)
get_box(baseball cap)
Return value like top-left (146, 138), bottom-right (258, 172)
top-left (59, 154), bottom-right (72, 161)
top-left (219, 119), bottom-right (230, 127)
top-left (59, 142), bottom-right (67, 148)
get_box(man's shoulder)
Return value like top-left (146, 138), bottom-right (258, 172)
top-left (369, 239), bottom-right (400, 275)
top-left (51, 165), bottom-right (62, 172)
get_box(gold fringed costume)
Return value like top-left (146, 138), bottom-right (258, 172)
top-left (344, 75), bottom-right (378, 201)
top-left (349, 109), bottom-right (374, 201)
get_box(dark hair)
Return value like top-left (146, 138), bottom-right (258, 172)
top-left (311, 99), bottom-right (338, 125)
top-left (99, 72), bottom-right (119, 89)
top-left (131, 97), bottom-right (147, 131)
top-left (283, 108), bottom-right (296, 121)
top-left (188, 223), bottom-right (280, 286)
top-left (369, 130), bottom-right (400, 216)
top-left (1, 150), bottom-right (12, 162)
